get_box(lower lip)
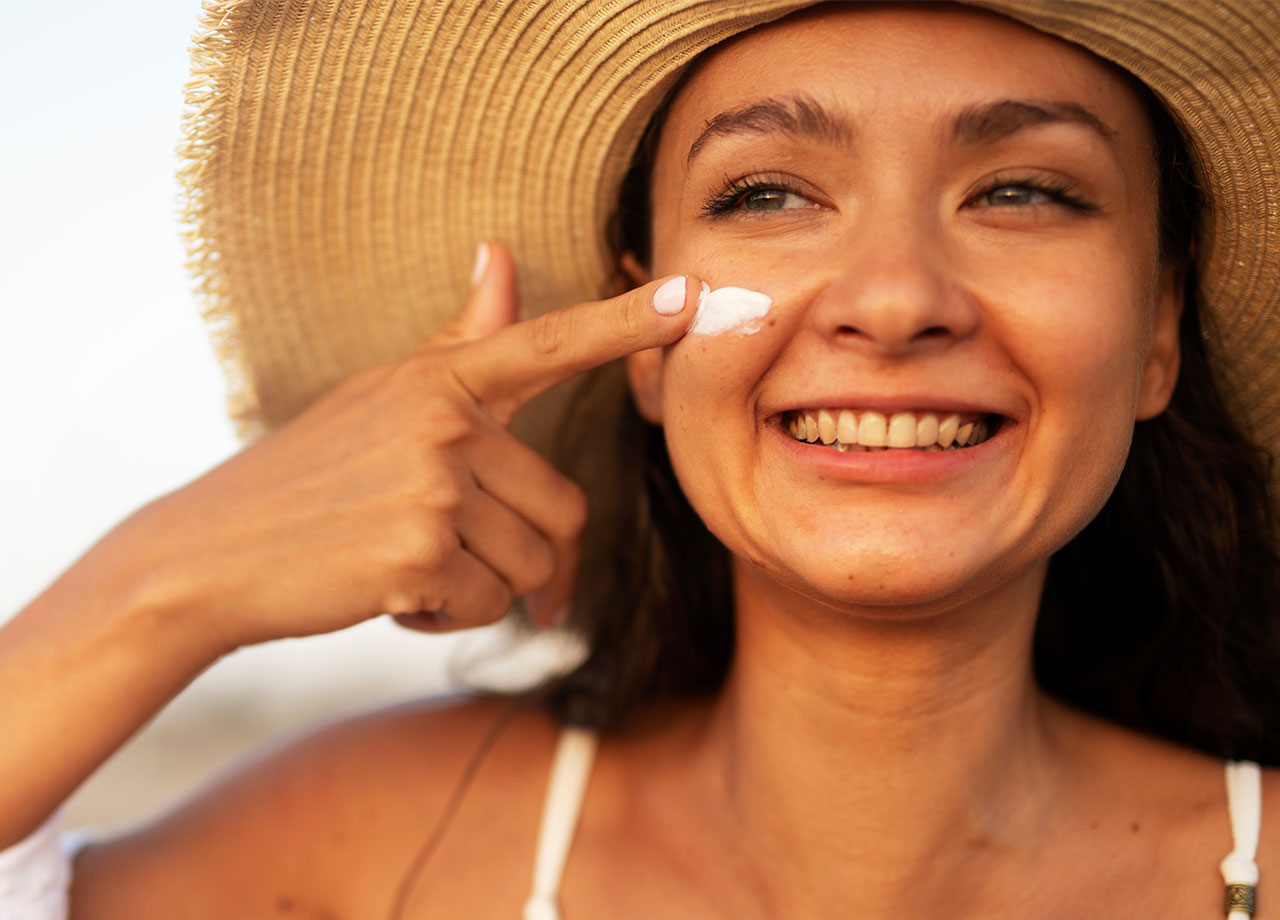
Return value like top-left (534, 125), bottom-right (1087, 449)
top-left (768, 419), bottom-right (1009, 484)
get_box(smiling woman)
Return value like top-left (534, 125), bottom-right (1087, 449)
top-left (1, 2), bottom-right (1278, 919)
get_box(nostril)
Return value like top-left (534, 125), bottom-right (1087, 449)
top-left (917, 325), bottom-right (950, 339)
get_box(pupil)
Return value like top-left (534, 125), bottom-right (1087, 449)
top-left (991, 186), bottom-right (1033, 205)
top-left (745, 189), bottom-right (786, 210)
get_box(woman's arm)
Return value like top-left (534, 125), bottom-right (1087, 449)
top-left (0, 506), bottom-right (223, 846)
top-left (0, 247), bottom-right (695, 907)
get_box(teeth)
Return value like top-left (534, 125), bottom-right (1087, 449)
top-left (858, 411), bottom-right (887, 447)
top-left (887, 412), bottom-right (916, 448)
top-left (817, 409), bottom-right (837, 445)
top-left (783, 408), bottom-right (996, 452)
top-left (804, 413), bottom-right (820, 443)
top-left (915, 414), bottom-right (938, 447)
top-left (837, 409), bottom-right (858, 445)
top-left (938, 414), bottom-right (959, 448)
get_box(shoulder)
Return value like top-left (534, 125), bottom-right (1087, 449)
top-left (71, 693), bottom-right (565, 919)
top-left (1047, 704), bottom-right (1276, 886)
top-left (1251, 763), bottom-right (1280, 880)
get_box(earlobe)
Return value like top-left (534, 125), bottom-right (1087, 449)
top-left (620, 250), bottom-right (662, 422)
top-left (1135, 263), bottom-right (1185, 420)
top-left (625, 348), bottom-right (665, 424)
top-left (620, 251), bottom-right (653, 289)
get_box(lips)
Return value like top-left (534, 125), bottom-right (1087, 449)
top-left (781, 408), bottom-right (998, 451)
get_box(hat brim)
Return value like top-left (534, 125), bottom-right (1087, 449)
top-left (180, 0), bottom-right (1280, 463)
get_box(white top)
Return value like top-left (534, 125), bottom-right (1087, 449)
top-left (1223, 759), bottom-right (1263, 920)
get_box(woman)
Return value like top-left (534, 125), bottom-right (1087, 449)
top-left (2, 1), bottom-right (1278, 917)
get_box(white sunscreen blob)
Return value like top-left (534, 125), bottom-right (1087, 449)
top-left (689, 282), bottom-right (773, 336)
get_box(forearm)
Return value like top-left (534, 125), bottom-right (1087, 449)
top-left (0, 508), bottom-right (223, 846)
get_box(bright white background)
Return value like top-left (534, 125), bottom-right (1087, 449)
top-left (0, 0), bottom-right (573, 829)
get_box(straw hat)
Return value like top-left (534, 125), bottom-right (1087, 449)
top-left (179, 0), bottom-right (1280, 464)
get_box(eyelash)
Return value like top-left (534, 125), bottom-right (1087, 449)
top-left (700, 173), bottom-right (1100, 218)
top-left (701, 174), bottom-right (811, 218)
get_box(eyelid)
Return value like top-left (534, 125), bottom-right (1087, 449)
top-left (964, 171), bottom-right (1100, 212)
top-left (701, 170), bottom-right (827, 218)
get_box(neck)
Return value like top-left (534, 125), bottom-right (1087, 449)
top-left (696, 562), bottom-right (1068, 914)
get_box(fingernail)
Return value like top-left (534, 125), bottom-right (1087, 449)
top-left (471, 241), bottom-right (490, 287)
top-left (652, 275), bottom-right (687, 315)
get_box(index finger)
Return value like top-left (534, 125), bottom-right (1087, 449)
top-left (450, 274), bottom-right (698, 420)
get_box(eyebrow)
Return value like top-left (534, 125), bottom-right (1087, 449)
top-left (685, 94), bottom-right (854, 168)
top-left (684, 95), bottom-right (1117, 169)
top-left (950, 98), bottom-right (1118, 146)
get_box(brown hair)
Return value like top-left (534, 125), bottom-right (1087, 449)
top-left (542, 69), bottom-right (1280, 764)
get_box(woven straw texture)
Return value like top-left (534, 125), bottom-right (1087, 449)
top-left (178, 0), bottom-right (1280, 463)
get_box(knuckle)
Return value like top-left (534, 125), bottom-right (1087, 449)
top-left (614, 297), bottom-right (646, 347)
top-left (514, 542), bottom-right (556, 595)
top-left (528, 309), bottom-right (575, 361)
top-left (414, 394), bottom-right (473, 445)
top-left (550, 484), bottom-right (589, 539)
top-left (419, 474), bottom-right (464, 515)
top-left (401, 521), bottom-right (459, 573)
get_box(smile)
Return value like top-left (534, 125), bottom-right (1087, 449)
top-left (782, 409), bottom-right (998, 451)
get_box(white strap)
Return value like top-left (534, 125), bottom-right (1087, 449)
top-left (0, 813), bottom-right (73, 920)
top-left (1221, 759), bottom-right (1262, 920)
top-left (522, 727), bottom-right (598, 920)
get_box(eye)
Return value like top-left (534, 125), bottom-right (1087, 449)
top-left (981, 184), bottom-right (1052, 207)
top-left (739, 187), bottom-right (811, 212)
top-left (968, 176), bottom-right (1099, 213)
top-left (702, 175), bottom-right (822, 219)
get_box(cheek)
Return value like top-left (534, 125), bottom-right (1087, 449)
top-left (996, 250), bottom-right (1153, 413)
top-left (993, 249), bottom-right (1156, 527)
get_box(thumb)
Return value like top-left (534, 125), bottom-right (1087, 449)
top-left (441, 241), bottom-right (521, 343)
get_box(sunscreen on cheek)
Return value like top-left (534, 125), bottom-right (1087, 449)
top-left (689, 282), bottom-right (772, 336)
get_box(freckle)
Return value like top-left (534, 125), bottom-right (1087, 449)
top-left (275, 896), bottom-right (295, 913)
top-left (1131, 822), bottom-right (1140, 833)
top-left (1089, 819), bottom-right (1100, 830)
top-left (768, 318), bottom-right (777, 327)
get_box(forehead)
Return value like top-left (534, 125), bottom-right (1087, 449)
top-left (659, 4), bottom-right (1150, 158)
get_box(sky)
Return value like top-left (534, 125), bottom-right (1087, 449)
top-left (0, 0), bottom-right (576, 707)
top-left (0, 0), bottom-right (237, 613)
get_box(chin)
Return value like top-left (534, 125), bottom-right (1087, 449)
top-left (752, 545), bottom-right (1005, 619)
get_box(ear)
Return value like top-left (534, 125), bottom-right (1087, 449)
top-left (617, 251), bottom-right (665, 423)
top-left (1135, 262), bottom-right (1184, 421)
top-left (617, 251), bottom-right (652, 291)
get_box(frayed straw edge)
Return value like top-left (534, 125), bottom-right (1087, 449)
top-left (176, 0), bottom-right (266, 444)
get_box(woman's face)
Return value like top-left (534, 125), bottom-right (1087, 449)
top-left (633, 3), bottom-right (1182, 614)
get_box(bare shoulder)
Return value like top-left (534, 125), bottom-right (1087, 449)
top-left (1049, 702), bottom-right (1280, 900)
top-left (71, 692), bottom-right (562, 920)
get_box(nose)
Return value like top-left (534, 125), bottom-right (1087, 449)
top-left (808, 212), bottom-right (979, 356)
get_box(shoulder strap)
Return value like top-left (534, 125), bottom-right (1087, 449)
top-left (1221, 759), bottom-right (1262, 919)
top-left (523, 726), bottom-right (599, 920)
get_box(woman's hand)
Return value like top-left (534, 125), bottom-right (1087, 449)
top-left (0, 242), bottom-right (694, 844)
top-left (124, 242), bottom-right (696, 653)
